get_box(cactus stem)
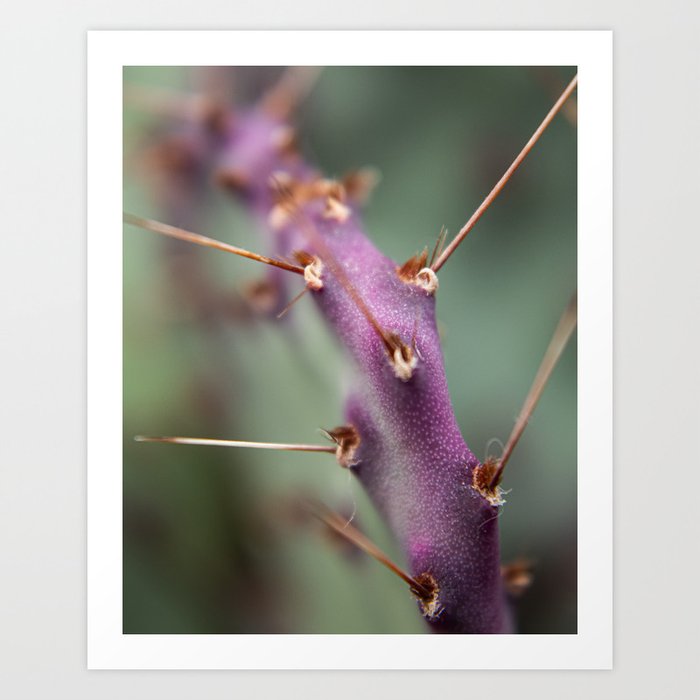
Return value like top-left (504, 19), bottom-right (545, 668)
top-left (274, 184), bottom-right (417, 378)
top-left (123, 213), bottom-right (305, 275)
top-left (323, 247), bottom-right (390, 350)
top-left (432, 74), bottom-right (578, 273)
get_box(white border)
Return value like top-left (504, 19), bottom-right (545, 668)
top-left (87, 30), bottom-right (612, 669)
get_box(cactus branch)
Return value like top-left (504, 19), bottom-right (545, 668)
top-left (271, 182), bottom-right (414, 374)
top-left (432, 74), bottom-right (578, 273)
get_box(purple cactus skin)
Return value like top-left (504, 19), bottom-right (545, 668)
top-left (206, 107), bottom-right (513, 633)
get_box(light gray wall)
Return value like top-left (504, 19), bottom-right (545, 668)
top-left (1, 2), bottom-right (698, 698)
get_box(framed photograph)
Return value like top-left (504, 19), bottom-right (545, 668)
top-left (88, 30), bottom-right (612, 669)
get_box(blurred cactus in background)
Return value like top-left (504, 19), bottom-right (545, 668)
top-left (123, 66), bottom-right (577, 634)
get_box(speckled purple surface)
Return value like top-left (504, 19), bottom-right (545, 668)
top-left (310, 220), bottom-right (511, 633)
top-left (197, 107), bottom-right (511, 633)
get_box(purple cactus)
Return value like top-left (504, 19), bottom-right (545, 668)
top-left (126, 67), bottom-right (577, 634)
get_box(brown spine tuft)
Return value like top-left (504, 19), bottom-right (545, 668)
top-left (321, 425), bottom-right (361, 468)
top-left (397, 249), bottom-right (429, 283)
top-left (271, 126), bottom-right (299, 157)
top-left (215, 168), bottom-right (250, 195)
top-left (471, 457), bottom-right (506, 506)
top-left (242, 279), bottom-right (280, 316)
top-left (397, 249), bottom-right (438, 294)
top-left (411, 572), bottom-right (442, 620)
top-left (342, 167), bottom-right (380, 204)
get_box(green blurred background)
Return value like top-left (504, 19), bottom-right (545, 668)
top-left (123, 66), bottom-right (577, 634)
